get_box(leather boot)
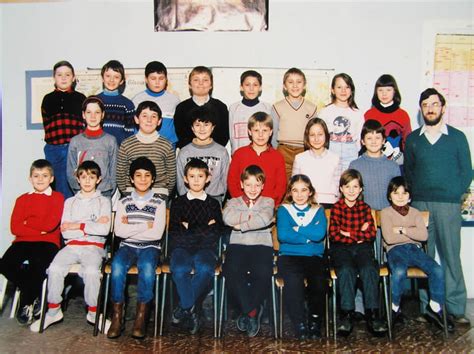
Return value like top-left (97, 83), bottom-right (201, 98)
top-left (107, 303), bottom-right (124, 339)
top-left (131, 302), bottom-right (149, 339)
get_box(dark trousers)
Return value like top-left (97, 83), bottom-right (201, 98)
top-left (0, 242), bottom-right (58, 306)
top-left (330, 242), bottom-right (379, 311)
top-left (223, 244), bottom-right (273, 314)
top-left (277, 255), bottom-right (327, 326)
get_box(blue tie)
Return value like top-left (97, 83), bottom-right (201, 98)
top-left (296, 212), bottom-right (305, 217)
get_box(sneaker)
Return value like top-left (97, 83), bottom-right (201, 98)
top-left (86, 311), bottom-right (112, 333)
top-left (236, 314), bottom-right (249, 332)
top-left (30, 309), bottom-right (64, 332)
top-left (337, 311), bottom-right (353, 337)
top-left (425, 305), bottom-right (455, 332)
top-left (294, 322), bottom-right (308, 340)
top-left (32, 298), bottom-right (42, 320)
top-left (172, 306), bottom-right (187, 325)
top-left (186, 309), bottom-right (200, 335)
top-left (308, 314), bottom-right (322, 339)
top-left (246, 305), bottom-right (263, 338)
top-left (366, 310), bottom-right (388, 337)
top-left (392, 310), bottom-right (405, 326)
top-left (449, 314), bottom-right (471, 325)
top-left (17, 305), bottom-right (33, 326)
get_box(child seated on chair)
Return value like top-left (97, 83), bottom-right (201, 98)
top-left (381, 176), bottom-right (454, 332)
top-left (223, 165), bottom-right (274, 337)
top-left (30, 161), bottom-right (111, 332)
top-left (0, 159), bottom-right (64, 326)
top-left (169, 158), bottom-right (223, 335)
top-left (329, 169), bottom-right (387, 337)
top-left (107, 157), bottom-right (166, 339)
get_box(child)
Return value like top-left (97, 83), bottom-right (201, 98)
top-left (319, 73), bottom-right (364, 178)
top-left (97, 60), bottom-right (135, 145)
top-left (272, 68), bottom-right (318, 180)
top-left (176, 105), bottom-right (229, 204)
top-left (364, 74), bottom-right (412, 166)
top-left (132, 61), bottom-right (180, 149)
top-left (223, 165), bottom-right (274, 337)
top-left (329, 169), bottom-right (386, 337)
top-left (169, 158), bottom-right (223, 334)
top-left (292, 118), bottom-right (340, 208)
top-left (0, 159), bottom-right (64, 325)
top-left (67, 96), bottom-right (118, 197)
top-left (174, 66), bottom-right (229, 149)
top-left (30, 161), bottom-right (112, 332)
top-left (228, 70), bottom-right (272, 154)
top-left (276, 174), bottom-right (327, 340)
top-left (116, 101), bottom-right (176, 200)
top-left (227, 112), bottom-right (286, 207)
top-left (381, 176), bottom-right (454, 331)
top-left (41, 60), bottom-right (86, 199)
top-left (107, 157), bottom-right (166, 339)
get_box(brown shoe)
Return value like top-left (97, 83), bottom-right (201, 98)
top-left (107, 302), bottom-right (124, 339)
top-left (131, 302), bottom-right (149, 339)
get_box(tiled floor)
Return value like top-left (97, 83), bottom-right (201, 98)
top-left (1, 293), bottom-right (474, 352)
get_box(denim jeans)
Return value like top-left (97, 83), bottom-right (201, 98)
top-left (170, 248), bottom-right (216, 310)
top-left (387, 243), bottom-right (444, 306)
top-left (44, 143), bottom-right (73, 199)
top-left (110, 245), bottom-right (160, 303)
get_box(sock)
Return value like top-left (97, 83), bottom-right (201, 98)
top-left (248, 308), bottom-right (257, 318)
top-left (392, 303), bottom-right (399, 312)
top-left (430, 300), bottom-right (441, 313)
top-left (47, 303), bottom-right (60, 316)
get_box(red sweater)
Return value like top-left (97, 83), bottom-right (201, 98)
top-left (364, 107), bottom-right (411, 150)
top-left (10, 191), bottom-right (64, 248)
top-left (227, 144), bottom-right (286, 206)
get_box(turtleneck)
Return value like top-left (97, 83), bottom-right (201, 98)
top-left (242, 97), bottom-right (259, 107)
top-left (84, 127), bottom-right (104, 138)
top-left (372, 99), bottom-right (400, 114)
top-left (146, 88), bottom-right (165, 97)
top-left (103, 89), bottom-right (120, 97)
top-left (391, 204), bottom-right (409, 216)
top-left (136, 130), bottom-right (159, 144)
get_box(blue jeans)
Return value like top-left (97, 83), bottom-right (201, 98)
top-left (44, 143), bottom-right (73, 199)
top-left (170, 248), bottom-right (216, 310)
top-left (387, 243), bottom-right (444, 306)
top-left (110, 245), bottom-right (160, 303)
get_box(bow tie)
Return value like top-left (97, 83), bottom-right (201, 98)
top-left (296, 212), bottom-right (305, 217)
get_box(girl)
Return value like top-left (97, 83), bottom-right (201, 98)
top-left (292, 118), bottom-right (340, 208)
top-left (318, 73), bottom-right (364, 178)
top-left (276, 174), bottom-right (327, 340)
top-left (41, 60), bottom-right (86, 199)
top-left (380, 176), bottom-right (453, 331)
top-left (272, 68), bottom-right (318, 180)
top-left (364, 74), bottom-right (412, 166)
top-left (329, 169), bottom-right (386, 337)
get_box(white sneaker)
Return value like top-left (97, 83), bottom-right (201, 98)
top-left (86, 311), bottom-right (111, 334)
top-left (30, 309), bottom-right (64, 332)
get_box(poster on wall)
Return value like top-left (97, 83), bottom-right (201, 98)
top-left (154, 0), bottom-right (268, 32)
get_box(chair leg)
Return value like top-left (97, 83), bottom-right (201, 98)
top-left (159, 273), bottom-right (167, 336)
top-left (325, 292), bottom-right (329, 338)
top-left (100, 274), bottom-right (110, 334)
top-left (383, 276), bottom-right (392, 341)
top-left (10, 288), bottom-right (20, 319)
top-left (218, 276), bottom-right (225, 338)
top-left (0, 275), bottom-right (7, 312)
top-left (332, 279), bottom-right (337, 340)
top-left (442, 304), bottom-right (448, 339)
top-left (271, 276), bottom-right (278, 339)
top-left (153, 274), bottom-right (160, 337)
top-left (38, 278), bottom-right (48, 333)
top-left (278, 286), bottom-right (283, 339)
top-left (213, 275), bottom-right (218, 338)
top-left (93, 272), bottom-right (105, 336)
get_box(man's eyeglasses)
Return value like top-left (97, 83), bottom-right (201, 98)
top-left (421, 102), bottom-right (442, 109)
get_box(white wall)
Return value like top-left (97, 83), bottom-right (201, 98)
top-left (1, 0), bottom-right (473, 292)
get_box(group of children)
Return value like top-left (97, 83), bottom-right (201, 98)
top-left (0, 59), bottom-right (452, 341)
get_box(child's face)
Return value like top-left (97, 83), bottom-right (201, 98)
top-left (184, 167), bottom-right (210, 194)
top-left (284, 73), bottom-right (305, 99)
top-left (362, 131), bottom-right (385, 155)
top-left (145, 72), bottom-right (167, 93)
top-left (390, 186), bottom-right (410, 207)
top-left (377, 86), bottom-right (395, 105)
top-left (332, 77), bottom-right (352, 104)
top-left (191, 120), bottom-right (214, 142)
top-left (102, 68), bottom-right (124, 92)
top-left (290, 181), bottom-right (313, 206)
top-left (54, 66), bottom-right (75, 91)
top-left (134, 108), bottom-right (161, 135)
top-left (77, 171), bottom-right (101, 194)
top-left (241, 76), bottom-right (262, 100)
top-left (308, 124), bottom-right (326, 152)
top-left (240, 175), bottom-right (263, 200)
top-left (189, 72), bottom-right (212, 97)
top-left (83, 103), bottom-right (104, 130)
top-left (340, 179), bottom-right (362, 204)
top-left (248, 122), bottom-right (272, 148)
top-left (131, 169), bottom-right (154, 195)
top-left (29, 168), bottom-right (54, 193)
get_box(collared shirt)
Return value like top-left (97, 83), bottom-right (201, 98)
top-left (419, 122), bottom-right (448, 145)
top-left (192, 95), bottom-right (210, 106)
top-left (29, 186), bottom-right (53, 196)
top-left (186, 191), bottom-right (207, 201)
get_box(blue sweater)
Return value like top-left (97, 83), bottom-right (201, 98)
top-left (97, 91), bottom-right (135, 145)
top-left (277, 204), bottom-right (327, 257)
top-left (405, 125), bottom-right (472, 203)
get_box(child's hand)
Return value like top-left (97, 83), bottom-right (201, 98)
top-left (182, 221), bottom-right (189, 229)
top-left (393, 226), bottom-right (405, 235)
top-left (233, 224), bottom-right (241, 230)
top-left (121, 216), bottom-right (129, 224)
top-left (340, 230), bottom-right (351, 237)
top-left (147, 221), bottom-right (154, 229)
top-left (361, 222), bottom-right (369, 231)
top-left (208, 219), bottom-right (216, 225)
top-left (61, 222), bottom-right (80, 231)
top-left (97, 216), bottom-right (110, 224)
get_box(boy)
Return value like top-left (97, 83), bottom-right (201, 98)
top-left (176, 105), bottom-right (229, 204)
top-left (227, 111), bottom-right (286, 207)
top-left (228, 70), bottom-right (272, 154)
top-left (97, 60), bottom-right (135, 145)
top-left (174, 66), bottom-right (229, 149)
top-left (67, 96), bottom-right (118, 197)
top-left (108, 157), bottom-right (166, 339)
top-left (0, 159), bottom-right (64, 325)
top-left (116, 101), bottom-right (176, 200)
top-left (169, 158), bottom-right (223, 334)
top-left (30, 161), bottom-right (111, 332)
top-left (132, 61), bottom-right (180, 149)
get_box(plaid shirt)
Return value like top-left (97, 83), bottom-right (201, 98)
top-left (329, 199), bottom-right (375, 244)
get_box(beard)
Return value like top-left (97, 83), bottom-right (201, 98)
top-left (423, 111), bottom-right (443, 126)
